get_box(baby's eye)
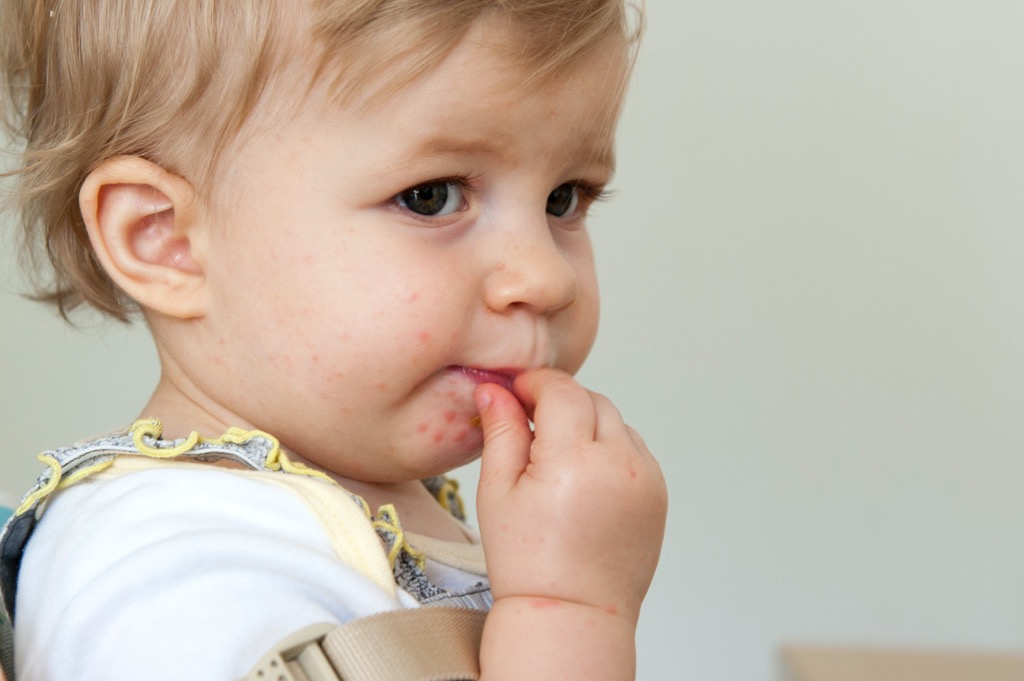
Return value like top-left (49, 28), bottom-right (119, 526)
top-left (396, 180), bottom-right (464, 217)
top-left (546, 183), bottom-right (580, 218)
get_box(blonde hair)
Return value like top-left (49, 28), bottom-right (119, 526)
top-left (1, 0), bottom-right (642, 321)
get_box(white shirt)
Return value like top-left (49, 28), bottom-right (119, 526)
top-left (15, 465), bottom-right (482, 680)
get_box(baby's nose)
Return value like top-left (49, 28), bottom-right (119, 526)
top-left (483, 224), bottom-right (580, 315)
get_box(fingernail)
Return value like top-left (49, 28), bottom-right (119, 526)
top-left (473, 386), bottom-right (492, 413)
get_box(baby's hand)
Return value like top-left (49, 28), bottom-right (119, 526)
top-left (473, 368), bottom-right (667, 625)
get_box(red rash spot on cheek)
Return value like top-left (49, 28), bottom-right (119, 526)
top-left (416, 423), bottom-right (429, 433)
top-left (453, 429), bottom-right (468, 442)
top-left (417, 331), bottom-right (431, 343)
top-left (433, 432), bottom-right (445, 443)
top-left (444, 411), bottom-right (456, 423)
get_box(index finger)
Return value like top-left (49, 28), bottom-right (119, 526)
top-left (512, 368), bottom-right (596, 444)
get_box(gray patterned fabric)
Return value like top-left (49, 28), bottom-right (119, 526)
top-left (0, 610), bottom-right (13, 681)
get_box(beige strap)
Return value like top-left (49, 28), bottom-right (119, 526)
top-left (247, 623), bottom-right (337, 681)
top-left (246, 608), bottom-right (486, 681)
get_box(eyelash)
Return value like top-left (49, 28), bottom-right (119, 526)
top-left (391, 176), bottom-right (610, 225)
top-left (569, 182), bottom-right (612, 209)
top-left (548, 182), bottom-right (612, 226)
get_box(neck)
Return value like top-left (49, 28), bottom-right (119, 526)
top-left (141, 375), bottom-right (475, 544)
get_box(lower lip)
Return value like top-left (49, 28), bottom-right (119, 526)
top-left (451, 367), bottom-right (517, 392)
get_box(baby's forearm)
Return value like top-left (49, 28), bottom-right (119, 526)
top-left (479, 596), bottom-right (636, 681)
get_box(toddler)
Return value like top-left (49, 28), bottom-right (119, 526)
top-left (0, 1), bottom-right (667, 679)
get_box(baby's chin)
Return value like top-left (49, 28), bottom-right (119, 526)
top-left (414, 420), bottom-right (485, 474)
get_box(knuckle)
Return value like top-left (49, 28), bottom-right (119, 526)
top-left (483, 419), bottom-right (518, 444)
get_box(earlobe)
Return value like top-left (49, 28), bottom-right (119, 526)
top-left (80, 156), bottom-right (208, 319)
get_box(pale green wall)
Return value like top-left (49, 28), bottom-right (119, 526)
top-left (3, 2), bottom-right (1024, 679)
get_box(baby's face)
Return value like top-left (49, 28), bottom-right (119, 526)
top-left (189, 18), bottom-right (627, 482)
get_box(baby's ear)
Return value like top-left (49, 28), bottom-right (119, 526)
top-left (80, 156), bottom-right (208, 319)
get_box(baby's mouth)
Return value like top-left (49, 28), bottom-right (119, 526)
top-left (450, 366), bottom-right (518, 393)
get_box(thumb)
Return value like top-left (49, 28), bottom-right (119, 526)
top-left (474, 382), bottom-right (533, 493)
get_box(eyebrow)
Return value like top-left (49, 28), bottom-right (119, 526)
top-left (408, 133), bottom-right (617, 176)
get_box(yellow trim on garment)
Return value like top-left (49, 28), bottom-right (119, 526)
top-left (372, 504), bottom-right (427, 570)
top-left (132, 420), bottom-right (200, 458)
top-left (433, 477), bottom-right (466, 520)
top-left (14, 454), bottom-right (62, 516)
top-left (58, 459), bottom-right (116, 490)
top-left (132, 419), bottom-right (334, 484)
top-left (15, 419), bottom-right (336, 516)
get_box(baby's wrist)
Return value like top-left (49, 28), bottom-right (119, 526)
top-left (480, 595), bottom-right (638, 681)
top-left (489, 593), bottom-right (639, 629)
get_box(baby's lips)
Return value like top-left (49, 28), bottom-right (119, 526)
top-left (454, 365), bottom-right (520, 393)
